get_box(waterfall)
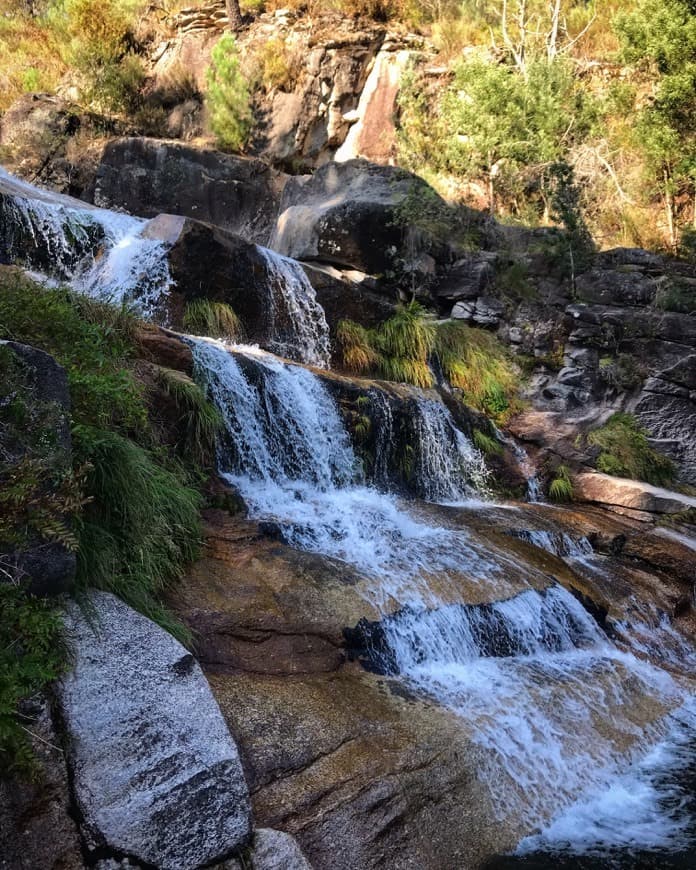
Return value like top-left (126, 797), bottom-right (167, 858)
top-left (409, 397), bottom-right (489, 502)
top-left (510, 529), bottom-right (594, 559)
top-left (366, 388), bottom-right (488, 502)
top-left (256, 247), bottom-right (331, 368)
top-left (0, 168), bottom-right (171, 314)
top-left (190, 336), bottom-right (696, 855)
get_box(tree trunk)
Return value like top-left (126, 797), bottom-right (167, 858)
top-left (226, 0), bottom-right (243, 30)
top-left (663, 168), bottom-right (676, 252)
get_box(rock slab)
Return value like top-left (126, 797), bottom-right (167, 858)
top-left (58, 591), bottom-right (252, 869)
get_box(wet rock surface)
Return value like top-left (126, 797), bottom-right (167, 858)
top-left (58, 591), bottom-right (253, 868)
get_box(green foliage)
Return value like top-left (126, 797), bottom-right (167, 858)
top-left (473, 427), bottom-right (503, 456)
top-left (183, 299), bottom-right (242, 340)
top-left (206, 34), bottom-right (253, 152)
top-left (73, 427), bottom-right (200, 643)
top-left (549, 464), bottom-right (574, 502)
top-left (337, 310), bottom-right (521, 420)
top-left (49, 0), bottom-right (146, 112)
top-left (434, 322), bottom-right (521, 423)
top-left (337, 302), bottom-right (436, 388)
top-left (156, 368), bottom-right (223, 467)
top-left (0, 270), bottom-right (203, 642)
top-left (549, 161), bottom-right (595, 277)
top-left (588, 412), bottom-right (676, 486)
top-left (653, 280), bottom-right (696, 314)
top-left (433, 57), bottom-right (595, 215)
top-left (336, 320), bottom-right (381, 374)
top-left (0, 585), bottom-right (66, 776)
top-left (615, 0), bottom-right (696, 245)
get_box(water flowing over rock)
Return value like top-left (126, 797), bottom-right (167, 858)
top-left (58, 592), bottom-right (253, 868)
top-left (0, 167), bottom-right (171, 315)
top-left (186, 337), bottom-right (696, 865)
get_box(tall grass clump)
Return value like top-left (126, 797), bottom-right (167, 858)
top-left (434, 322), bottom-right (521, 422)
top-left (588, 413), bottom-right (675, 487)
top-left (156, 368), bottom-right (223, 467)
top-left (336, 320), bottom-right (381, 374)
top-left (0, 269), bottom-right (207, 642)
top-left (73, 428), bottom-right (201, 643)
top-left (183, 299), bottom-right (242, 340)
top-left (549, 464), bottom-right (574, 502)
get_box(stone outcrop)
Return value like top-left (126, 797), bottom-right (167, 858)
top-left (573, 472), bottom-right (696, 517)
top-left (93, 138), bottom-right (286, 244)
top-left (271, 159), bottom-right (452, 277)
top-left (58, 591), bottom-right (253, 868)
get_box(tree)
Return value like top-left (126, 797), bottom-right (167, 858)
top-left (615, 0), bottom-right (696, 249)
top-left (206, 34), bottom-right (252, 152)
top-left (438, 57), bottom-right (594, 215)
top-left (225, 0), bottom-right (243, 30)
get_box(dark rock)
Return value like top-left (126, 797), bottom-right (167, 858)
top-left (271, 160), bottom-right (453, 276)
top-left (0, 699), bottom-right (85, 870)
top-left (472, 295), bottom-right (505, 327)
top-left (94, 138), bottom-right (286, 244)
top-left (59, 591), bottom-right (253, 868)
top-left (435, 253), bottom-right (497, 305)
top-left (301, 262), bottom-right (395, 331)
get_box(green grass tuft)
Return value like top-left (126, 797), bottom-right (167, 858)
top-left (73, 427), bottom-right (201, 645)
top-left (473, 428), bottom-right (503, 456)
top-left (588, 413), bottom-right (675, 487)
top-left (156, 368), bottom-right (223, 467)
top-left (183, 300), bottom-right (242, 340)
top-left (549, 465), bottom-right (574, 502)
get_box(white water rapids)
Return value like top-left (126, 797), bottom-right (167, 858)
top-left (190, 336), bottom-right (696, 859)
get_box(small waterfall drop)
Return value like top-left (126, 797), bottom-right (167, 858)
top-left (256, 247), bottom-right (331, 368)
top-left (410, 397), bottom-right (489, 502)
top-left (0, 168), bottom-right (171, 313)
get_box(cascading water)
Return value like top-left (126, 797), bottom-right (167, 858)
top-left (191, 336), bottom-right (696, 858)
top-left (0, 167), bottom-right (171, 313)
top-left (409, 397), bottom-right (489, 502)
top-left (365, 387), bottom-right (488, 502)
top-left (256, 246), bottom-right (331, 368)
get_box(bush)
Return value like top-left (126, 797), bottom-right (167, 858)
top-left (434, 322), bottom-right (521, 423)
top-left (206, 34), bottom-right (253, 151)
top-left (0, 585), bottom-right (66, 776)
top-left (588, 412), bottom-right (676, 487)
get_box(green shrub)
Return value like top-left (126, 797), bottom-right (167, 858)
top-left (549, 465), bottom-right (574, 502)
top-left (0, 585), bottom-right (66, 776)
top-left (183, 300), bottom-right (242, 340)
top-left (588, 412), bottom-right (676, 486)
top-left (206, 34), bottom-right (253, 151)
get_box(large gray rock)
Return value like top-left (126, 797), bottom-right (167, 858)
top-left (93, 138), bottom-right (286, 244)
top-left (58, 592), bottom-right (252, 868)
top-left (271, 160), bottom-right (453, 276)
top-left (574, 472), bottom-right (696, 515)
top-left (215, 829), bottom-right (313, 870)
